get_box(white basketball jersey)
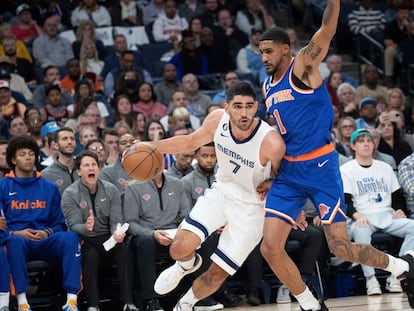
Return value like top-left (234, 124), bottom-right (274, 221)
top-left (213, 113), bottom-right (275, 204)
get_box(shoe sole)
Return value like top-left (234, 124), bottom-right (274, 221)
top-left (194, 304), bottom-right (224, 311)
top-left (402, 278), bottom-right (414, 307)
top-left (386, 285), bottom-right (403, 293)
top-left (366, 289), bottom-right (382, 296)
top-left (155, 254), bottom-right (202, 295)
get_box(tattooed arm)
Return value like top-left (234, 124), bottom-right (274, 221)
top-left (293, 0), bottom-right (340, 88)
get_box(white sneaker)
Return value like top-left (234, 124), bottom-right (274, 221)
top-left (173, 301), bottom-right (193, 311)
top-left (366, 276), bottom-right (382, 295)
top-left (154, 254), bottom-right (202, 295)
top-left (386, 274), bottom-right (403, 293)
top-left (87, 307), bottom-right (99, 311)
top-left (276, 285), bottom-right (291, 303)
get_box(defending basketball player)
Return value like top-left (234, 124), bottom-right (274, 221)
top-left (258, 1), bottom-right (414, 310)
top-left (132, 81), bottom-right (287, 311)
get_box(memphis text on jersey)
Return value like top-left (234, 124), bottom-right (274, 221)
top-left (216, 142), bottom-right (254, 168)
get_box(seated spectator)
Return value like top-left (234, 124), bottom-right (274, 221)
top-left (1, 37), bottom-right (38, 84)
top-left (70, 0), bottom-right (112, 28)
top-left (85, 139), bottom-right (107, 169)
top-left (32, 16), bottom-right (74, 68)
top-left (71, 20), bottom-right (106, 61)
top-left (355, 97), bottom-right (378, 129)
top-left (113, 70), bottom-right (143, 103)
top-left (24, 106), bottom-right (43, 146)
top-left (169, 31), bottom-right (209, 81)
top-left (325, 54), bottom-right (359, 88)
top-left (212, 71), bottom-right (239, 106)
top-left (235, 0), bottom-right (275, 37)
top-left (178, 0), bottom-right (205, 23)
top-left (337, 82), bottom-right (359, 118)
top-left (355, 65), bottom-right (389, 105)
top-left (152, 0), bottom-right (189, 45)
top-left (2, 135), bottom-right (82, 311)
top-left (0, 61), bottom-right (33, 103)
top-left (124, 171), bottom-right (191, 311)
top-left (62, 151), bottom-right (138, 311)
top-left (326, 72), bottom-right (343, 107)
top-left (154, 63), bottom-right (180, 107)
top-left (79, 126), bottom-right (97, 148)
top-left (38, 121), bottom-right (60, 169)
top-left (142, 0), bottom-right (164, 26)
top-left (189, 16), bottom-right (203, 47)
top-left (102, 128), bottom-right (119, 165)
top-left (198, 27), bottom-right (234, 74)
top-left (0, 22), bottom-right (32, 63)
top-left (113, 94), bottom-right (133, 123)
top-left (8, 115), bottom-right (28, 139)
top-left (236, 28), bottom-right (264, 80)
top-left (336, 116), bottom-right (357, 158)
top-left (111, 0), bottom-right (143, 26)
top-left (60, 59), bottom-right (82, 95)
top-left (79, 40), bottom-right (104, 77)
top-left (133, 82), bottom-right (168, 120)
top-left (113, 120), bottom-right (132, 136)
top-left (12, 4), bottom-right (43, 47)
top-left (181, 73), bottom-right (213, 122)
top-left (41, 85), bottom-right (72, 127)
top-left (200, 0), bottom-right (220, 28)
top-left (143, 119), bottom-right (166, 142)
top-left (341, 129), bottom-right (411, 296)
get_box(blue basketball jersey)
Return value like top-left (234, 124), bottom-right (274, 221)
top-left (263, 58), bottom-right (334, 157)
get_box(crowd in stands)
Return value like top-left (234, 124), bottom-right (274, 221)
top-left (1, 0), bottom-right (414, 311)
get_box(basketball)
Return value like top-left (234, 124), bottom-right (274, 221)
top-left (122, 142), bottom-right (164, 181)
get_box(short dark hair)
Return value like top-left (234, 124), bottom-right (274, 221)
top-left (45, 84), bottom-right (61, 96)
top-left (103, 128), bottom-right (119, 139)
top-left (23, 106), bottom-right (40, 121)
top-left (43, 65), bottom-right (58, 77)
top-left (226, 81), bottom-right (256, 103)
top-left (6, 135), bottom-right (39, 169)
top-left (260, 27), bottom-right (291, 46)
top-left (53, 127), bottom-right (74, 142)
top-left (74, 150), bottom-right (99, 170)
top-left (195, 142), bottom-right (215, 153)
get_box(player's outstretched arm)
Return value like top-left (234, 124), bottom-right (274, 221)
top-left (295, 0), bottom-right (340, 85)
top-left (150, 109), bottom-right (224, 154)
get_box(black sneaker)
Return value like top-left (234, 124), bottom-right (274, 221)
top-left (145, 299), bottom-right (164, 311)
top-left (300, 300), bottom-right (329, 311)
top-left (399, 251), bottom-right (414, 307)
top-left (194, 297), bottom-right (224, 311)
top-left (214, 291), bottom-right (246, 308)
top-left (246, 289), bottom-right (261, 306)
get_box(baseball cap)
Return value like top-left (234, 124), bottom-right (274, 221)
top-left (0, 69), bottom-right (11, 80)
top-left (0, 56), bottom-right (11, 64)
top-left (359, 97), bottom-right (377, 110)
top-left (40, 121), bottom-right (60, 138)
top-left (16, 4), bottom-right (30, 16)
top-left (350, 128), bottom-right (373, 144)
top-left (0, 80), bottom-right (10, 90)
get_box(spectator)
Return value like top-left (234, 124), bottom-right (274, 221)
top-left (142, 0), bottom-right (164, 26)
top-left (8, 116), bottom-right (28, 139)
top-left (111, 0), bottom-right (143, 26)
top-left (398, 20), bottom-right (414, 68)
top-left (1, 37), bottom-right (38, 84)
top-left (79, 40), bottom-right (104, 77)
top-left (178, 0), bottom-right (205, 23)
top-left (0, 22), bottom-right (32, 63)
top-left (152, 0), bottom-right (189, 44)
top-left (70, 0), bottom-right (112, 28)
top-left (164, 147), bottom-right (195, 179)
top-left (387, 87), bottom-right (407, 112)
top-left (113, 94), bottom-right (133, 123)
top-left (325, 54), bottom-right (359, 88)
top-left (355, 65), bottom-right (389, 105)
top-left (0, 60), bottom-right (33, 103)
top-left (143, 119), bottom-right (166, 142)
top-left (132, 82), bottom-right (168, 121)
top-left (348, 0), bottom-right (387, 42)
top-left (24, 107), bottom-right (42, 146)
top-left (62, 151), bottom-right (138, 311)
top-left (39, 121), bottom-right (60, 169)
top-left (213, 9), bottom-right (249, 61)
top-left (124, 172), bottom-right (191, 311)
top-left (398, 139), bottom-right (414, 219)
top-left (126, 111), bottom-right (146, 141)
top-left (1, 135), bottom-right (82, 311)
top-left (0, 80), bottom-right (26, 140)
top-left (100, 132), bottom-right (134, 192)
top-left (79, 127), bottom-right (97, 148)
top-left (61, 59), bottom-right (101, 95)
top-left (341, 129), bottom-right (411, 296)
top-left (286, 27), bottom-right (300, 57)
top-left (336, 116), bottom-right (357, 158)
top-left (32, 16), bottom-right (74, 68)
top-left (198, 27), bottom-right (234, 74)
top-left (181, 74), bottom-right (213, 123)
top-left (71, 20), bottom-right (106, 61)
top-left (169, 31), bottom-right (209, 81)
top-left (41, 85), bottom-right (72, 127)
top-left (235, 0), bottom-right (275, 37)
top-left (12, 4), bottom-right (43, 46)
top-left (326, 72), bottom-right (343, 107)
top-left (102, 128), bottom-right (119, 165)
top-left (212, 71), bottom-right (239, 106)
top-left (383, 6), bottom-right (410, 87)
top-left (154, 63), bottom-right (180, 107)
top-left (85, 139), bottom-right (107, 168)
top-left (189, 17), bottom-right (203, 47)
top-left (236, 27), bottom-right (264, 78)
top-left (113, 120), bottom-right (132, 137)
top-left (355, 97), bottom-right (378, 129)
top-left (337, 82), bottom-right (359, 118)
top-left (366, 127), bottom-right (397, 172)
top-left (41, 127), bottom-right (79, 194)
top-left (199, 0), bottom-right (220, 28)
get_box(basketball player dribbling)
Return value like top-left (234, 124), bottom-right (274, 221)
top-left (258, 1), bottom-right (414, 310)
top-left (141, 81), bottom-right (290, 311)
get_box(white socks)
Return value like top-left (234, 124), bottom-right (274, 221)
top-left (0, 292), bottom-right (10, 308)
top-left (17, 292), bottom-right (28, 306)
top-left (66, 293), bottom-right (77, 304)
top-left (179, 256), bottom-right (196, 270)
top-left (386, 254), bottom-right (409, 277)
top-left (294, 286), bottom-right (320, 310)
top-left (179, 287), bottom-right (198, 307)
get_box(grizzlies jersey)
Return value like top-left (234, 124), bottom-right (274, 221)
top-left (263, 58), bottom-right (333, 157)
top-left (213, 113), bottom-right (274, 204)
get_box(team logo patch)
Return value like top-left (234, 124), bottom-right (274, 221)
top-left (319, 203), bottom-right (330, 219)
top-left (195, 187), bottom-right (203, 194)
top-left (118, 178), bottom-right (126, 185)
top-left (56, 179), bottom-right (63, 186)
top-left (80, 201), bottom-right (87, 209)
top-left (143, 194), bottom-right (151, 201)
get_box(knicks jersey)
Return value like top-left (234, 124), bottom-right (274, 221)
top-left (263, 58), bottom-right (333, 157)
top-left (213, 113), bottom-right (274, 204)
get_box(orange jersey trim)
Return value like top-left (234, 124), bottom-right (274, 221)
top-left (283, 143), bottom-right (335, 162)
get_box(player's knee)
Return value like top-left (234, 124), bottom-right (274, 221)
top-left (260, 240), bottom-right (285, 260)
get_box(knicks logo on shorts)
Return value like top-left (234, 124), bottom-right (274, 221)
top-left (319, 203), bottom-right (331, 219)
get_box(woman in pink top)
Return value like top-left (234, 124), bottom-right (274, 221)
top-left (132, 82), bottom-right (168, 121)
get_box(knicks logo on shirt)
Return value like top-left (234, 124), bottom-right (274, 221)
top-left (319, 203), bottom-right (330, 219)
top-left (265, 89), bottom-right (295, 108)
top-left (11, 200), bottom-right (46, 210)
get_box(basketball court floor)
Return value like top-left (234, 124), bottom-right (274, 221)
top-left (226, 293), bottom-right (411, 311)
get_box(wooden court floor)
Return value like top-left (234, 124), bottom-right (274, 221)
top-left (225, 293), bottom-right (411, 311)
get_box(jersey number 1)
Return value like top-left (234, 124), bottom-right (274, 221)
top-left (273, 109), bottom-right (287, 134)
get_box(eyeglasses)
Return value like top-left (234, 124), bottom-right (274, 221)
top-left (89, 146), bottom-right (104, 152)
top-left (341, 125), bottom-right (355, 129)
